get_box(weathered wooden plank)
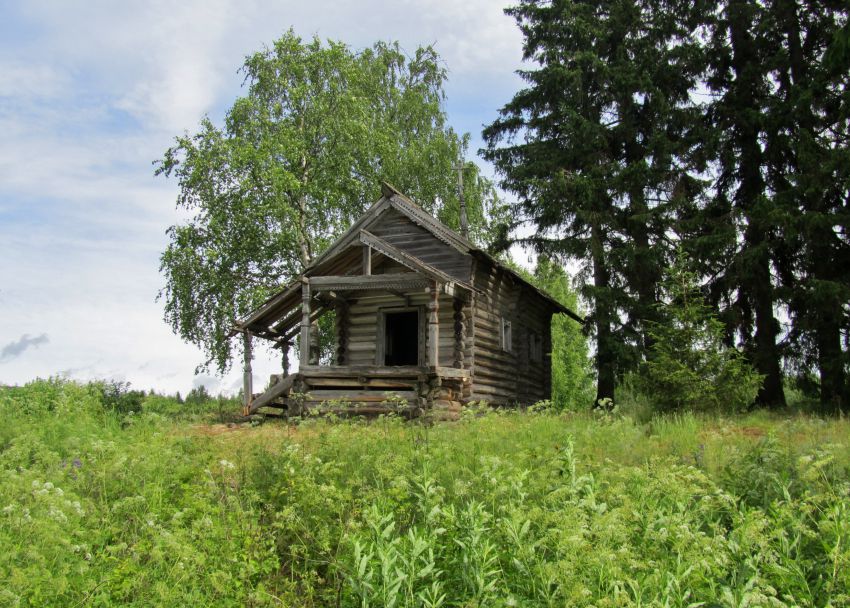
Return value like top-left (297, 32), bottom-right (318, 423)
top-left (363, 245), bottom-right (372, 276)
top-left (249, 373), bottom-right (296, 413)
top-left (304, 377), bottom-right (416, 389)
top-left (304, 389), bottom-right (417, 403)
top-left (300, 365), bottom-right (427, 377)
top-left (299, 279), bottom-right (311, 368)
top-left (310, 275), bottom-right (431, 292)
top-left (427, 281), bottom-right (439, 368)
top-left (242, 332), bottom-right (253, 415)
top-left (360, 230), bottom-right (469, 291)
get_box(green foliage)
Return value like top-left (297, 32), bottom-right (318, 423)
top-left (156, 31), bottom-right (503, 374)
top-left (97, 380), bottom-right (146, 415)
top-left (2, 378), bottom-right (849, 605)
top-left (184, 384), bottom-right (211, 406)
top-left (482, 0), bottom-right (710, 403)
top-left (530, 257), bottom-right (594, 410)
top-left (486, 0), bottom-right (850, 411)
top-left (636, 252), bottom-right (763, 413)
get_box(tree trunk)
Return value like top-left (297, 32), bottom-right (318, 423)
top-left (591, 221), bottom-right (616, 405)
top-left (728, 0), bottom-right (786, 407)
top-left (623, 129), bottom-right (659, 355)
top-left (777, 0), bottom-right (845, 411)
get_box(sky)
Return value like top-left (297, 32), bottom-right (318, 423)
top-left (0, 0), bottom-right (528, 395)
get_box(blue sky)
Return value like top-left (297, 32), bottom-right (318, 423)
top-left (0, 0), bottom-right (526, 394)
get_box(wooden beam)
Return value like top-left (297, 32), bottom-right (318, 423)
top-left (310, 274), bottom-right (431, 292)
top-left (242, 331), bottom-right (253, 416)
top-left (359, 229), bottom-right (462, 288)
top-left (299, 278), bottom-right (311, 369)
top-left (363, 244), bottom-right (372, 275)
top-left (427, 281), bottom-right (439, 368)
top-left (335, 299), bottom-right (350, 365)
top-left (300, 365), bottom-right (427, 377)
top-left (281, 306), bottom-right (326, 342)
top-left (248, 373), bottom-right (295, 414)
top-left (235, 280), bottom-right (301, 332)
top-left (453, 297), bottom-right (466, 369)
top-left (280, 341), bottom-right (290, 376)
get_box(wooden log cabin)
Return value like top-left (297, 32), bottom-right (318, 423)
top-left (234, 182), bottom-right (582, 418)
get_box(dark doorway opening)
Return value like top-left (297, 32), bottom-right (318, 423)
top-left (384, 310), bottom-right (419, 366)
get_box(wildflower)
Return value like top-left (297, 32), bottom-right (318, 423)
top-left (48, 506), bottom-right (68, 523)
top-left (2, 504), bottom-right (14, 515)
top-left (219, 459), bottom-right (235, 470)
top-left (44, 482), bottom-right (54, 490)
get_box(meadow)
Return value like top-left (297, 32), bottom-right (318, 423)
top-left (1, 379), bottom-right (848, 607)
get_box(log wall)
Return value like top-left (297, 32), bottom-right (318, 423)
top-left (469, 262), bottom-right (553, 405)
top-left (340, 290), bottom-right (471, 369)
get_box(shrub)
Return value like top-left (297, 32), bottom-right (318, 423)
top-left (98, 380), bottom-right (145, 414)
top-left (636, 250), bottom-right (763, 413)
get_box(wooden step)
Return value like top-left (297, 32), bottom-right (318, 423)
top-left (302, 389), bottom-right (416, 404)
top-left (304, 377), bottom-right (416, 390)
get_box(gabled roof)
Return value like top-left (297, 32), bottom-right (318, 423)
top-left (307, 182), bottom-right (473, 272)
top-left (233, 182), bottom-right (583, 337)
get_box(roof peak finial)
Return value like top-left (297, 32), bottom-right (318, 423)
top-left (456, 159), bottom-right (470, 240)
top-left (380, 181), bottom-right (402, 199)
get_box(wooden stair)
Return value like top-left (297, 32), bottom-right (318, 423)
top-left (248, 373), bottom-right (296, 415)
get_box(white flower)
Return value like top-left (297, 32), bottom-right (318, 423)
top-left (2, 504), bottom-right (14, 515)
top-left (219, 459), bottom-right (235, 470)
top-left (43, 482), bottom-right (54, 490)
top-left (48, 506), bottom-right (68, 523)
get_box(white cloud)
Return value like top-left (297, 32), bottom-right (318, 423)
top-left (0, 59), bottom-right (70, 99)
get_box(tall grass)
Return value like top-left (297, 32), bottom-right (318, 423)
top-left (1, 379), bottom-right (848, 606)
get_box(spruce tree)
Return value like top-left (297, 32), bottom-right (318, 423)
top-left (703, 0), bottom-right (787, 407)
top-left (638, 251), bottom-right (763, 413)
top-left (765, 0), bottom-right (850, 412)
top-left (483, 0), bottom-right (706, 403)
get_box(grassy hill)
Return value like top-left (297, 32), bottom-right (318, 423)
top-left (1, 379), bottom-right (848, 606)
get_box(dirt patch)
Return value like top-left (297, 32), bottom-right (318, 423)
top-left (184, 420), bottom-right (323, 455)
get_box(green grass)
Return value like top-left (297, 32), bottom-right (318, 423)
top-left (1, 379), bottom-right (848, 606)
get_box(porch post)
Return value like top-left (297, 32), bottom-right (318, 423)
top-left (300, 278), bottom-right (311, 369)
top-left (453, 297), bottom-right (466, 369)
top-left (281, 341), bottom-right (290, 376)
top-left (335, 299), bottom-right (350, 365)
top-left (363, 244), bottom-right (372, 275)
top-left (427, 281), bottom-right (440, 369)
top-left (242, 331), bottom-right (253, 416)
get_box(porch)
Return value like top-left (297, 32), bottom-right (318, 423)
top-left (247, 365), bottom-right (470, 418)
